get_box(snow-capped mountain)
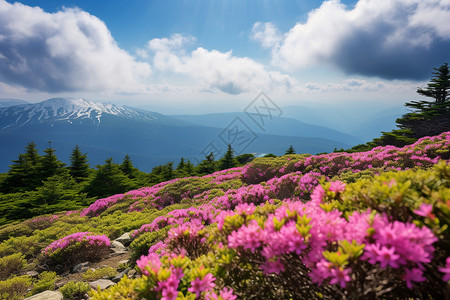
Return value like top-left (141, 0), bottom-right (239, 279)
top-left (0, 98), bottom-right (29, 108)
top-left (0, 98), bottom-right (163, 129)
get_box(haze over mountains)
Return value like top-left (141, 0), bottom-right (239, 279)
top-left (0, 98), bottom-right (352, 172)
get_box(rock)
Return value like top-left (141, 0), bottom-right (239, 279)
top-left (112, 268), bottom-right (129, 283)
top-left (118, 259), bottom-right (129, 265)
top-left (110, 241), bottom-right (127, 255)
top-left (115, 232), bottom-right (132, 246)
top-left (127, 269), bottom-right (137, 278)
top-left (89, 279), bottom-right (116, 290)
top-left (24, 290), bottom-right (63, 300)
top-left (26, 270), bottom-right (39, 278)
top-left (72, 261), bottom-right (90, 273)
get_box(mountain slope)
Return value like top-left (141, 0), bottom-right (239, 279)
top-left (171, 112), bottom-right (362, 145)
top-left (0, 98), bottom-right (350, 172)
top-left (0, 98), bottom-right (29, 108)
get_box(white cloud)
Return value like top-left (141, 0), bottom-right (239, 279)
top-left (251, 22), bottom-right (282, 49)
top-left (261, 0), bottom-right (450, 80)
top-left (144, 34), bottom-right (295, 94)
top-left (0, 0), bottom-right (151, 93)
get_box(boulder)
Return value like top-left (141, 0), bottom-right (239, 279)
top-left (112, 268), bottom-right (129, 283)
top-left (72, 261), bottom-right (90, 273)
top-left (24, 290), bottom-right (63, 300)
top-left (89, 279), bottom-right (116, 290)
top-left (114, 232), bottom-right (132, 246)
top-left (26, 270), bottom-right (39, 278)
top-left (110, 241), bottom-right (127, 255)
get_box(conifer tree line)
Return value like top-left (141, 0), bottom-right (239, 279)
top-left (0, 142), bottom-right (295, 224)
top-left (346, 63), bottom-right (450, 151)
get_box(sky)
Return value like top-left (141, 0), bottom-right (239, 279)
top-left (0, 0), bottom-right (449, 114)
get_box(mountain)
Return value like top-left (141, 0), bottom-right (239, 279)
top-left (0, 98), bottom-right (29, 108)
top-left (281, 104), bottom-right (407, 143)
top-left (0, 98), bottom-right (350, 172)
top-left (171, 113), bottom-right (362, 145)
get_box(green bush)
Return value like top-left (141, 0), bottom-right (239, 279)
top-left (82, 267), bottom-right (117, 281)
top-left (130, 228), bottom-right (170, 262)
top-left (0, 253), bottom-right (26, 280)
top-left (0, 275), bottom-right (32, 300)
top-left (60, 281), bottom-right (91, 300)
top-left (31, 271), bottom-right (58, 295)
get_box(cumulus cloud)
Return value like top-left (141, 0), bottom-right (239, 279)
top-left (251, 22), bottom-right (282, 49)
top-left (0, 0), bottom-right (150, 93)
top-left (144, 34), bottom-right (294, 94)
top-left (262, 0), bottom-right (450, 80)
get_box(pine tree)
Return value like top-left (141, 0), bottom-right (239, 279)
top-left (120, 154), bottom-right (136, 178)
top-left (416, 63), bottom-right (450, 104)
top-left (185, 160), bottom-right (195, 175)
top-left (219, 145), bottom-right (238, 170)
top-left (285, 145), bottom-right (295, 155)
top-left (69, 145), bottom-right (90, 182)
top-left (196, 152), bottom-right (217, 174)
top-left (38, 142), bottom-right (64, 180)
top-left (0, 142), bottom-right (42, 193)
top-left (177, 158), bottom-right (186, 170)
top-left (83, 158), bottom-right (135, 198)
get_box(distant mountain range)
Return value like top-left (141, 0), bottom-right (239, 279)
top-left (0, 98), bottom-right (29, 108)
top-left (0, 98), bottom-right (351, 172)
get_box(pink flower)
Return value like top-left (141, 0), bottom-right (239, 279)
top-left (439, 257), bottom-right (450, 281)
top-left (310, 185), bottom-right (325, 204)
top-left (329, 267), bottom-right (351, 288)
top-left (188, 273), bottom-right (216, 297)
top-left (377, 246), bottom-right (400, 268)
top-left (403, 268), bottom-right (426, 289)
top-left (413, 203), bottom-right (435, 220)
top-left (329, 181), bottom-right (346, 193)
top-left (260, 258), bottom-right (285, 275)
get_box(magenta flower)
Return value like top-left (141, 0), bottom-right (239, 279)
top-left (329, 181), bottom-right (346, 193)
top-left (439, 257), bottom-right (450, 281)
top-left (188, 273), bottom-right (216, 297)
top-left (260, 258), bottom-right (285, 275)
top-left (311, 185), bottom-right (325, 204)
top-left (403, 268), bottom-right (426, 289)
top-left (329, 267), bottom-right (351, 288)
top-left (413, 203), bottom-right (435, 220)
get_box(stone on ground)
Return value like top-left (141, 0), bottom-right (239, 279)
top-left (24, 290), bottom-right (63, 300)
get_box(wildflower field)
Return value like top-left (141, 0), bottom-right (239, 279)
top-left (1, 132), bottom-right (450, 299)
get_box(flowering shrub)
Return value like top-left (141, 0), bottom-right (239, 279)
top-left (26, 215), bottom-right (59, 230)
top-left (42, 232), bottom-right (110, 270)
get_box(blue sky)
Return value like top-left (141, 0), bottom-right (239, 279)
top-left (0, 0), bottom-right (449, 114)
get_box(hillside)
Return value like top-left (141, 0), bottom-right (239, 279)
top-left (0, 131), bottom-right (449, 299)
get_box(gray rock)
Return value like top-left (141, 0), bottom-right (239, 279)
top-left (24, 290), bottom-right (63, 300)
top-left (127, 269), bottom-right (137, 278)
top-left (26, 270), bottom-right (39, 277)
top-left (112, 268), bottom-right (129, 283)
top-left (89, 279), bottom-right (116, 290)
top-left (118, 259), bottom-right (129, 265)
top-left (114, 232), bottom-right (131, 246)
top-left (72, 261), bottom-right (90, 273)
top-left (110, 241), bottom-right (127, 255)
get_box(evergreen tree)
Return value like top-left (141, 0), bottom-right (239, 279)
top-left (84, 158), bottom-right (135, 198)
top-left (120, 154), bottom-right (137, 178)
top-left (0, 142), bottom-right (42, 193)
top-left (38, 142), bottom-right (64, 179)
top-left (177, 158), bottom-right (186, 170)
top-left (416, 63), bottom-right (450, 104)
top-left (185, 160), bottom-right (195, 175)
top-left (219, 145), bottom-right (238, 170)
top-left (285, 145), bottom-right (296, 155)
top-left (196, 152), bottom-right (217, 174)
top-left (69, 145), bottom-right (90, 182)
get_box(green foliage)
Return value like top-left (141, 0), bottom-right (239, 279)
top-left (82, 267), bottom-right (117, 281)
top-left (0, 276), bottom-right (32, 300)
top-left (31, 271), bottom-right (59, 295)
top-left (83, 158), bottom-right (137, 198)
top-left (196, 152), bottom-right (217, 175)
top-left (130, 228), bottom-right (170, 262)
top-left (59, 281), bottom-right (91, 300)
top-left (69, 145), bottom-right (90, 182)
top-left (285, 145), bottom-right (296, 155)
top-left (219, 145), bottom-right (238, 170)
top-left (90, 275), bottom-right (142, 299)
top-left (0, 253), bottom-right (26, 280)
top-left (235, 153), bottom-right (255, 164)
top-left (37, 142), bottom-right (65, 179)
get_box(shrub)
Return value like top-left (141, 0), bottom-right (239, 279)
top-left (31, 271), bottom-right (58, 295)
top-left (90, 275), bottom-right (141, 300)
top-left (42, 232), bottom-right (110, 270)
top-left (60, 281), bottom-right (91, 300)
top-left (0, 275), bottom-right (32, 300)
top-left (82, 267), bottom-right (117, 281)
top-left (0, 253), bottom-right (26, 280)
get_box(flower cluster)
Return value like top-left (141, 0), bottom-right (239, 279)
top-left (43, 232), bottom-right (110, 255)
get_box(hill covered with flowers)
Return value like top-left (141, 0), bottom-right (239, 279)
top-left (1, 132), bottom-right (450, 299)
